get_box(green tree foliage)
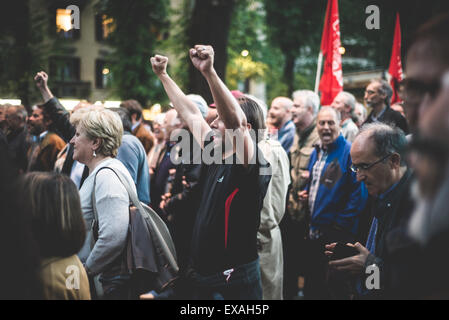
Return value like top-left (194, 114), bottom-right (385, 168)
top-left (264, 0), bottom-right (325, 96)
top-left (339, 0), bottom-right (449, 70)
top-left (185, 0), bottom-right (236, 104)
top-left (97, 0), bottom-right (169, 107)
top-left (227, 1), bottom-right (267, 89)
top-left (0, 0), bottom-right (51, 109)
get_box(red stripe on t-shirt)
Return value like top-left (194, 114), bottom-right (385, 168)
top-left (224, 188), bottom-right (239, 249)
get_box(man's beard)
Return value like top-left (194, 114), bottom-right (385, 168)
top-left (408, 166), bottom-right (449, 246)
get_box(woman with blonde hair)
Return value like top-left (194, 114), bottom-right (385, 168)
top-left (16, 172), bottom-right (90, 299)
top-left (71, 108), bottom-right (137, 299)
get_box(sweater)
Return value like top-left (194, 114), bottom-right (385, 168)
top-left (78, 158), bottom-right (135, 277)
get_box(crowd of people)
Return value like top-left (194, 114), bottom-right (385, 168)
top-left (0, 12), bottom-right (448, 300)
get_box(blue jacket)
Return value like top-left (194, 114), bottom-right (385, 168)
top-left (306, 135), bottom-right (367, 235)
top-left (117, 132), bottom-right (151, 205)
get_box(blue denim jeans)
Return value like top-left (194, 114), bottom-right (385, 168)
top-left (191, 258), bottom-right (262, 300)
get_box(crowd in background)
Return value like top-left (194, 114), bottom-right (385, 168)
top-left (0, 12), bottom-right (448, 300)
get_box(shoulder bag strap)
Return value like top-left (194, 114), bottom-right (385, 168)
top-left (92, 166), bottom-right (178, 273)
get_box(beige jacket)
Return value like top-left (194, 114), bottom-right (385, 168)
top-left (257, 139), bottom-right (291, 300)
top-left (288, 124), bottom-right (320, 222)
top-left (40, 254), bottom-right (91, 300)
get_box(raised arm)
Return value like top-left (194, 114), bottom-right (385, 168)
top-left (150, 55), bottom-right (210, 148)
top-left (34, 71), bottom-right (75, 142)
top-left (189, 45), bottom-right (254, 165)
top-left (34, 71), bottom-right (54, 103)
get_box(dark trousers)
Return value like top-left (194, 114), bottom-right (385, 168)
top-left (100, 274), bottom-right (133, 300)
top-left (303, 226), bottom-right (355, 300)
top-left (190, 258), bottom-right (262, 300)
top-left (280, 214), bottom-right (308, 299)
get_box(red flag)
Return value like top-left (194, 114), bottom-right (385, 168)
top-left (388, 13), bottom-right (403, 105)
top-left (318, 0), bottom-right (343, 106)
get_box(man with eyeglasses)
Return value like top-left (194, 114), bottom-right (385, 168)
top-left (363, 79), bottom-right (409, 135)
top-left (325, 123), bottom-right (413, 299)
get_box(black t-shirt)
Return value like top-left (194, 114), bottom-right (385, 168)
top-left (190, 141), bottom-right (271, 275)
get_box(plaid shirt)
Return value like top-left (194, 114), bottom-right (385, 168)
top-left (308, 146), bottom-right (328, 221)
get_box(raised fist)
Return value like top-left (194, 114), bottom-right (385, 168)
top-left (189, 45), bottom-right (214, 74)
top-left (34, 71), bottom-right (49, 89)
top-left (150, 55), bottom-right (168, 76)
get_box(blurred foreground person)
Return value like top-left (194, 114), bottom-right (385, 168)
top-left (16, 172), bottom-right (90, 299)
top-left (381, 12), bottom-right (449, 299)
top-left (402, 12), bottom-right (449, 134)
top-left (0, 133), bottom-right (42, 299)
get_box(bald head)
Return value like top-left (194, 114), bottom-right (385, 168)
top-left (5, 105), bottom-right (27, 132)
top-left (268, 96), bottom-right (293, 128)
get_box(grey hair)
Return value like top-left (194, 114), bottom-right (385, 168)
top-left (7, 105), bottom-right (28, 121)
top-left (292, 90), bottom-right (320, 116)
top-left (319, 106), bottom-right (341, 125)
top-left (358, 122), bottom-right (407, 166)
top-left (339, 91), bottom-right (356, 113)
top-left (370, 79), bottom-right (393, 107)
top-left (355, 102), bottom-right (367, 118)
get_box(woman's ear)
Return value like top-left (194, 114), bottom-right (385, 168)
top-left (246, 123), bottom-right (252, 130)
top-left (92, 137), bottom-right (102, 151)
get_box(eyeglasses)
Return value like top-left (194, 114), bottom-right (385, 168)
top-left (350, 154), bottom-right (392, 173)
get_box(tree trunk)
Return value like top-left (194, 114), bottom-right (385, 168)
top-left (283, 53), bottom-right (295, 98)
top-left (187, 0), bottom-right (236, 104)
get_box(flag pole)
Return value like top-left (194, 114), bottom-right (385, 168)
top-left (314, 51), bottom-right (323, 94)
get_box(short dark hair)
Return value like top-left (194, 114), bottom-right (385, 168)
top-left (120, 99), bottom-right (143, 121)
top-left (359, 123), bottom-right (408, 166)
top-left (112, 107), bottom-right (132, 132)
top-left (16, 172), bottom-right (86, 258)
